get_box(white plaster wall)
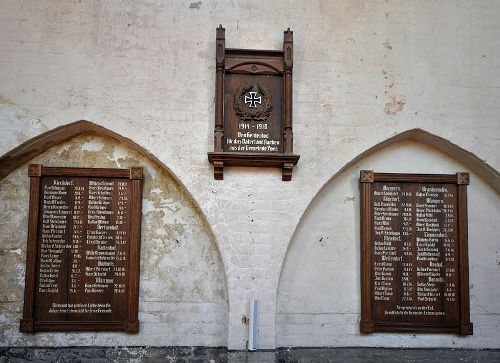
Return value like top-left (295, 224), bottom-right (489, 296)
top-left (0, 136), bottom-right (228, 347)
top-left (0, 0), bottom-right (499, 349)
top-left (277, 141), bottom-right (500, 348)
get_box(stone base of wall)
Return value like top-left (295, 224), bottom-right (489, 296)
top-left (1, 346), bottom-right (500, 362)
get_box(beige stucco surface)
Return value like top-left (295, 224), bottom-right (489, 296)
top-left (0, 0), bottom-right (499, 349)
top-left (277, 141), bottom-right (500, 348)
top-left (0, 135), bottom-right (228, 346)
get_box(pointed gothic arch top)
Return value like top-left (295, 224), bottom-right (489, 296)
top-left (0, 120), bottom-right (170, 181)
top-left (339, 128), bottom-right (500, 194)
top-left (276, 127), bottom-right (500, 306)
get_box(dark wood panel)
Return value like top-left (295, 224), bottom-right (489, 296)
top-left (20, 165), bottom-right (143, 333)
top-left (39, 166), bottom-right (131, 178)
top-left (360, 170), bottom-right (472, 335)
top-left (223, 74), bottom-right (283, 154)
top-left (373, 173), bottom-right (457, 184)
top-left (208, 25), bottom-right (299, 180)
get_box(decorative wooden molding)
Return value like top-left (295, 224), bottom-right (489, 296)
top-left (208, 25), bottom-right (299, 180)
top-left (360, 172), bottom-right (473, 335)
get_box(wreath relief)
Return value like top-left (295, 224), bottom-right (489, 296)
top-left (233, 83), bottom-right (273, 122)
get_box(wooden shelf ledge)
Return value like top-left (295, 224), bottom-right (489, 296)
top-left (208, 152), bottom-right (299, 181)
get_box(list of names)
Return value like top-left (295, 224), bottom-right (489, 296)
top-left (36, 177), bottom-right (130, 320)
top-left (371, 182), bottom-right (459, 322)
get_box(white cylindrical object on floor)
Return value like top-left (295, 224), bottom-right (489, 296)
top-left (248, 299), bottom-right (259, 351)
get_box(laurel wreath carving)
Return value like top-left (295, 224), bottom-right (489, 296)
top-left (233, 84), bottom-right (273, 122)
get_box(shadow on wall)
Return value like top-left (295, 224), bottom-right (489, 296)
top-left (0, 121), bottom-right (228, 347)
top-left (277, 138), bottom-right (500, 349)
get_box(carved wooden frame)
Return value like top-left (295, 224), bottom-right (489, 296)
top-left (207, 25), bottom-right (300, 181)
top-left (359, 171), bottom-right (472, 335)
top-left (20, 165), bottom-right (143, 333)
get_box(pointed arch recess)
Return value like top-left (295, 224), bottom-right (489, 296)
top-left (336, 128), bottom-right (500, 194)
top-left (0, 119), bottom-right (230, 308)
top-left (1, 120), bottom-right (173, 181)
top-left (277, 127), bottom-right (500, 325)
top-left (280, 128), bottom-right (500, 263)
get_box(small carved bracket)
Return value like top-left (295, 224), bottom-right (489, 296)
top-left (456, 172), bottom-right (470, 185)
top-left (282, 163), bottom-right (294, 181)
top-left (28, 164), bottom-right (42, 177)
top-left (213, 161), bottom-right (224, 180)
top-left (129, 167), bottom-right (143, 180)
top-left (360, 170), bottom-right (374, 183)
top-left (19, 319), bottom-right (34, 333)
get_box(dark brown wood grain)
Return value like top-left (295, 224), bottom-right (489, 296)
top-left (359, 171), bottom-right (472, 335)
top-left (208, 26), bottom-right (299, 181)
top-left (20, 165), bottom-right (143, 333)
top-left (20, 167), bottom-right (42, 333)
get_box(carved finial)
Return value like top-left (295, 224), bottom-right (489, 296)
top-left (217, 24), bottom-right (225, 39)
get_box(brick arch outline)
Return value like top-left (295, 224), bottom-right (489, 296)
top-left (1, 120), bottom-right (171, 181)
top-left (0, 119), bottom-right (230, 344)
top-left (334, 128), bottom-right (500, 194)
top-left (276, 128), bottom-right (500, 345)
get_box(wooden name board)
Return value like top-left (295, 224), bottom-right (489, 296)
top-left (359, 171), bottom-right (472, 335)
top-left (208, 25), bottom-right (300, 181)
top-left (20, 165), bottom-right (143, 333)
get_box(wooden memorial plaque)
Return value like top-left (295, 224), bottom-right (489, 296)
top-left (359, 171), bottom-right (472, 335)
top-left (20, 165), bottom-right (143, 333)
top-left (208, 25), bottom-right (300, 181)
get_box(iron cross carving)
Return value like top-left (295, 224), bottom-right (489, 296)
top-left (244, 92), bottom-right (262, 108)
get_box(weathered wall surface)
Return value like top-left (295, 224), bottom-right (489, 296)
top-left (0, 0), bottom-right (499, 350)
top-left (0, 135), bottom-right (228, 346)
top-left (277, 141), bottom-right (500, 348)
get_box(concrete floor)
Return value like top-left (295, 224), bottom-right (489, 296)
top-left (1, 347), bottom-right (500, 362)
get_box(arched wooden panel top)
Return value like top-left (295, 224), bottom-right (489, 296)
top-left (226, 61), bottom-right (282, 75)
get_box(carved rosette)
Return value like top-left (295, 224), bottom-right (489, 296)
top-left (129, 167), bottom-right (143, 180)
top-left (457, 172), bottom-right (470, 185)
top-left (28, 164), bottom-right (42, 177)
top-left (360, 170), bottom-right (374, 183)
top-left (233, 84), bottom-right (273, 122)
